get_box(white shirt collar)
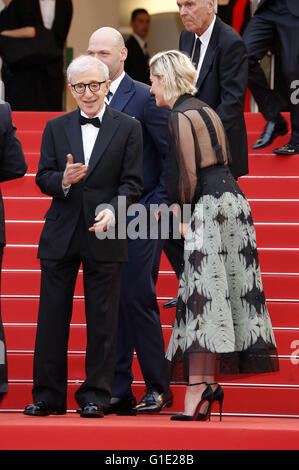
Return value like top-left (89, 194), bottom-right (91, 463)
top-left (195, 15), bottom-right (216, 47)
top-left (109, 71), bottom-right (126, 96)
top-left (133, 33), bottom-right (146, 50)
top-left (80, 103), bottom-right (106, 122)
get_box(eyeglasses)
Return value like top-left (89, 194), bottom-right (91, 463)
top-left (71, 81), bottom-right (106, 94)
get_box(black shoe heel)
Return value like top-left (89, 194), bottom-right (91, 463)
top-left (170, 382), bottom-right (213, 422)
top-left (210, 383), bottom-right (224, 421)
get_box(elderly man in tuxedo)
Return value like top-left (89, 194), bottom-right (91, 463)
top-left (24, 55), bottom-right (143, 418)
top-left (163, 0), bottom-right (249, 308)
top-left (244, 0), bottom-right (299, 155)
top-left (0, 102), bottom-right (27, 404)
top-left (88, 27), bottom-right (173, 415)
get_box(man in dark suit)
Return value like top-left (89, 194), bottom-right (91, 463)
top-left (243, 0), bottom-right (299, 155)
top-left (124, 8), bottom-right (151, 85)
top-left (88, 27), bottom-right (173, 415)
top-left (0, 102), bottom-right (27, 404)
top-left (0, 0), bottom-right (73, 110)
top-left (23, 55), bottom-right (143, 418)
top-left (163, 0), bottom-right (248, 307)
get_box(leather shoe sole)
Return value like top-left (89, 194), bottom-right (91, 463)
top-left (252, 120), bottom-right (288, 150)
top-left (163, 297), bottom-right (178, 309)
top-left (134, 389), bottom-right (173, 414)
top-left (273, 143), bottom-right (299, 155)
top-left (24, 402), bottom-right (66, 416)
top-left (79, 402), bottom-right (104, 418)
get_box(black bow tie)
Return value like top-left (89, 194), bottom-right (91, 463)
top-left (79, 115), bottom-right (101, 128)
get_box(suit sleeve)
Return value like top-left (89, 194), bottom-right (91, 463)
top-left (108, 119), bottom-right (144, 214)
top-left (143, 94), bottom-right (170, 206)
top-left (215, 34), bottom-right (248, 133)
top-left (53, 0), bottom-right (73, 48)
top-left (35, 121), bottom-right (66, 198)
top-left (0, 103), bottom-right (27, 182)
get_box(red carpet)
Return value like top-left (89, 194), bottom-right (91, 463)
top-left (0, 110), bottom-right (298, 450)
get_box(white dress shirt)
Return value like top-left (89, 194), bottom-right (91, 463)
top-left (80, 105), bottom-right (106, 166)
top-left (133, 33), bottom-right (148, 55)
top-left (39, 0), bottom-right (56, 30)
top-left (105, 71), bottom-right (126, 104)
top-left (193, 16), bottom-right (216, 84)
top-left (62, 105), bottom-right (106, 193)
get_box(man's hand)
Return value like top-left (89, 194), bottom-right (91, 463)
top-left (89, 209), bottom-right (115, 233)
top-left (62, 154), bottom-right (88, 187)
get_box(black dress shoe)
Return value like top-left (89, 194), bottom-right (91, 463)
top-left (163, 297), bottom-right (178, 309)
top-left (24, 401), bottom-right (66, 416)
top-left (252, 119), bottom-right (288, 149)
top-left (134, 388), bottom-right (173, 414)
top-left (273, 142), bottom-right (299, 155)
top-left (104, 396), bottom-right (137, 416)
top-left (79, 402), bottom-right (104, 418)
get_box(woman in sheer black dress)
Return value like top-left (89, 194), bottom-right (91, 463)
top-left (149, 50), bottom-right (279, 421)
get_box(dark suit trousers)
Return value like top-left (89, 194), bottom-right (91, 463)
top-left (0, 247), bottom-right (8, 401)
top-left (32, 216), bottom-right (122, 408)
top-left (112, 224), bottom-right (169, 397)
top-left (244, 0), bottom-right (299, 143)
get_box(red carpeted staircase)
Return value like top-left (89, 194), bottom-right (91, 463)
top-left (0, 111), bottom-right (298, 450)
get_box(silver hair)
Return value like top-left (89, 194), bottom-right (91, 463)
top-left (67, 54), bottom-right (110, 83)
top-left (204, 0), bottom-right (218, 12)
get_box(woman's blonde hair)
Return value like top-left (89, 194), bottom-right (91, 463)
top-left (149, 50), bottom-right (197, 102)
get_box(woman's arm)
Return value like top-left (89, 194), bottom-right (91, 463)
top-left (0, 26), bottom-right (35, 37)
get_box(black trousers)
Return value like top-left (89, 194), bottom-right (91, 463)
top-left (112, 228), bottom-right (170, 398)
top-left (0, 247), bottom-right (8, 402)
top-left (243, 0), bottom-right (299, 143)
top-left (32, 218), bottom-right (122, 409)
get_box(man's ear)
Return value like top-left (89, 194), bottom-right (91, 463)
top-left (104, 80), bottom-right (112, 95)
top-left (120, 46), bottom-right (128, 63)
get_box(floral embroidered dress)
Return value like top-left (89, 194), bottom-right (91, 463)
top-left (165, 94), bottom-right (279, 381)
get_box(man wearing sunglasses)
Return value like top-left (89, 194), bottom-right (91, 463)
top-left (24, 55), bottom-right (143, 418)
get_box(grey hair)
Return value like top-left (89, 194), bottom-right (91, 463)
top-left (149, 50), bottom-right (197, 102)
top-left (67, 54), bottom-right (110, 83)
top-left (203, 0), bottom-right (218, 12)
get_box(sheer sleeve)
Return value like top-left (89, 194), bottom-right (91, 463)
top-left (165, 96), bottom-right (231, 219)
top-left (166, 110), bottom-right (197, 207)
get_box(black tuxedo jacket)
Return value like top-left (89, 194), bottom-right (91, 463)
top-left (124, 35), bottom-right (150, 85)
top-left (0, 103), bottom-right (27, 246)
top-left (36, 106), bottom-right (143, 262)
top-left (256, 0), bottom-right (299, 17)
top-left (179, 16), bottom-right (248, 178)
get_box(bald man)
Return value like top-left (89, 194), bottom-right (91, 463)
top-left (88, 27), bottom-right (173, 415)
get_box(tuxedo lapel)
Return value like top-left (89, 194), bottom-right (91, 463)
top-left (196, 42), bottom-right (216, 90)
top-left (85, 106), bottom-right (121, 179)
top-left (64, 109), bottom-right (85, 164)
top-left (110, 74), bottom-right (136, 112)
top-left (196, 19), bottom-right (219, 90)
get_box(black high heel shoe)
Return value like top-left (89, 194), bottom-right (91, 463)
top-left (210, 383), bottom-right (224, 421)
top-left (170, 382), bottom-right (213, 422)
